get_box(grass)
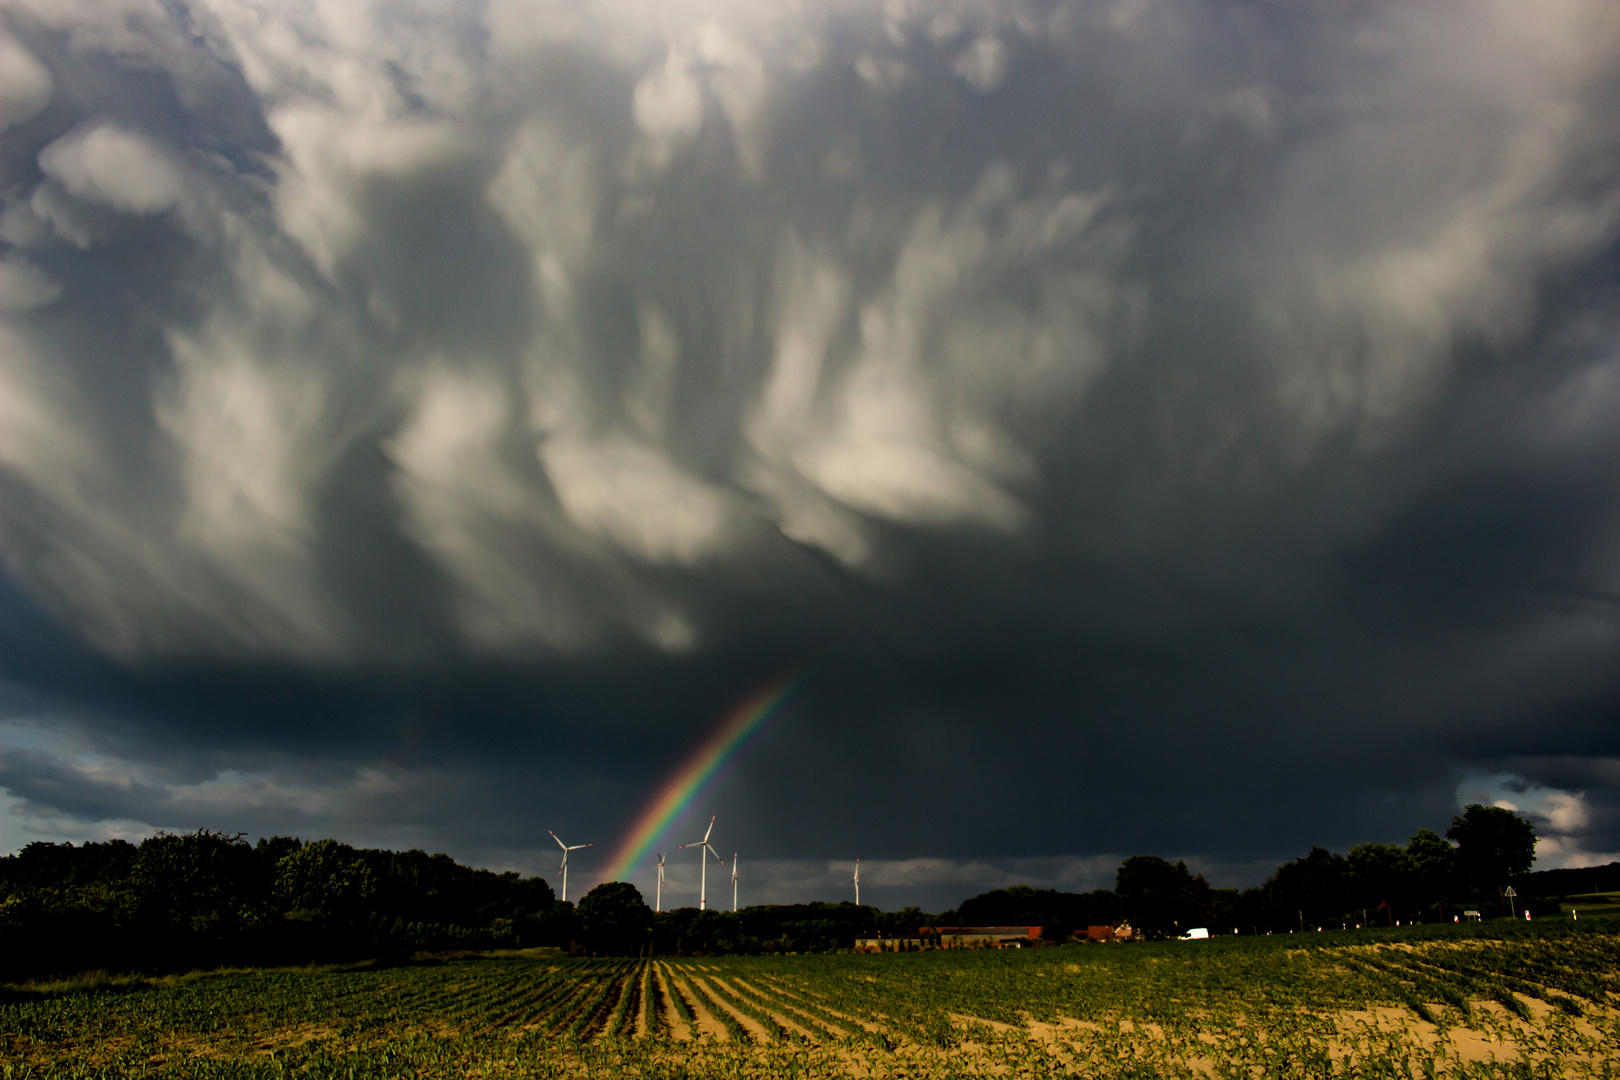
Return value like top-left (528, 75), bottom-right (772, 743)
top-left (2, 920), bottom-right (1617, 1077)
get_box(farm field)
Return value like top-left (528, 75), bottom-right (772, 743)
top-left (3, 923), bottom-right (1617, 1079)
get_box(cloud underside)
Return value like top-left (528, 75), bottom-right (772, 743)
top-left (0, 0), bottom-right (1618, 882)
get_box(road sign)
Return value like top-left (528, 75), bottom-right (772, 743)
top-left (1504, 886), bottom-right (1517, 897)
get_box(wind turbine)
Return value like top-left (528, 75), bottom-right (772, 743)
top-left (548, 830), bottom-right (592, 903)
top-left (678, 815), bottom-right (723, 910)
top-left (853, 858), bottom-right (860, 906)
top-left (656, 852), bottom-right (666, 914)
top-left (731, 852), bottom-right (739, 912)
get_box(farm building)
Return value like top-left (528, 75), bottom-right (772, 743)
top-left (855, 927), bottom-right (1043, 952)
top-left (918, 926), bottom-right (1043, 949)
top-left (855, 924), bottom-right (1133, 951)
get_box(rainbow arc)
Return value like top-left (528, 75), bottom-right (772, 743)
top-left (598, 674), bottom-right (797, 885)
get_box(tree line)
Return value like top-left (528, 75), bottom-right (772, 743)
top-left (0, 804), bottom-right (1580, 973)
top-left (942, 804), bottom-right (1550, 941)
top-left (0, 832), bottom-right (565, 978)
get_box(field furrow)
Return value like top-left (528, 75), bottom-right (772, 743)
top-left (662, 965), bottom-right (733, 1041)
top-left (684, 973), bottom-right (770, 1042)
top-left (6, 926), bottom-right (1620, 1077)
top-left (725, 974), bottom-right (846, 1040)
top-left (710, 975), bottom-right (819, 1041)
top-left (651, 962), bottom-right (692, 1041)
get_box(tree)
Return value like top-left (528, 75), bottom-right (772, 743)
top-left (577, 882), bottom-right (653, 955)
top-left (131, 830), bottom-right (265, 934)
top-left (273, 839), bottom-right (375, 927)
top-left (1447, 805), bottom-right (1536, 915)
top-left (1116, 856), bottom-right (1187, 938)
top-left (1406, 829), bottom-right (1456, 918)
top-left (1267, 847), bottom-right (1347, 929)
top-left (1346, 843), bottom-right (1412, 924)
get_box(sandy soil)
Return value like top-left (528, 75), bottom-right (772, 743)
top-left (726, 975), bottom-right (843, 1040)
top-left (685, 973), bottom-right (770, 1042)
top-left (631, 961), bottom-right (651, 1039)
top-left (761, 974), bottom-right (889, 1033)
top-left (660, 964), bottom-right (729, 1041)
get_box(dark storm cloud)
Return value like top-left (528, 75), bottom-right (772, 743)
top-left (1, 0), bottom-right (1618, 902)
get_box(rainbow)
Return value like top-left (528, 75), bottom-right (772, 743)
top-left (599, 674), bottom-right (798, 884)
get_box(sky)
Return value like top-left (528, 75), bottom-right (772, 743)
top-left (0, 0), bottom-right (1617, 913)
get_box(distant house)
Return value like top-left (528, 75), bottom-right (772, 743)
top-left (1086, 923), bottom-right (1132, 942)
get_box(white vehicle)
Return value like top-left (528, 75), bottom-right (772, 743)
top-left (1179, 927), bottom-right (1210, 940)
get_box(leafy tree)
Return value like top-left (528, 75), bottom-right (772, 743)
top-left (957, 885), bottom-right (1119, 929)
top-left (1183, 868), bottom-right (1217, 927)
top-left (131, 830), bottom-right (266, 934)
top-left (1447, 804), bottom-right (1536, 914)
top-left (1, 840), bottom-right (138, 892)
top-left (255, 836), bottom-right (303, 867)
top-left (1406, 828), bottom-right (1457, 917)
top-left (1267, 847), bottom-right (1347, 929)
top-left (1116, 856), bottom-right (1188, 937)
top-left (577, 881), bottom-right (653, 955)
top-left (1346, 843), bottom-right (1412, 923)
top-left (1040, 917), bottom-right (1071, 944)
top-left (274, 840), bottom-right (375, 927)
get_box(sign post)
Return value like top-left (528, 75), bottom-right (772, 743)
top-left (1504, 886), bottom-right (1518, 918)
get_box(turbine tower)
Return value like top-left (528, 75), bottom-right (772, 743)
top-left (548, 830), bottom-right (592, 903)
top-left (853, 858), bottom-right (860, 906)
top-left (731, 852), bottom-right (739, 912)
top-left (656, 852), bottom-right (666, 914)
top-left (678, 815), bottom-right (723, 910)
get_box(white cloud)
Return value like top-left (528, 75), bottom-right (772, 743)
top-left (388, 367), bottom-right (590, 652)
top-left (0, 0), bottom-right (1616, 674)
top-left (37, 124), bottom-right (183, 214)
top-left (0, 254), bottom-right (61, 311)
top-left (632, 47), bottom-right (704, 167)
top-left (486, 120), bottom-right (597, 321)
top-left (953, 35), bottom-right (1005, 91)
top-left (0, 31), bottom-right (52, 131)
top-left (1251, 0), bottom-right (1620, 451)
top-left (855, 54), bottom-right (911, 93)
top-left (154, 324), bottom-right (343, 656)
top-left (752, 175), bottom-right (1122, 536)
top-left (539, 434), bottom-right (734, 566)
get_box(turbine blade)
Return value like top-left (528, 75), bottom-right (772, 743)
top-left (703, 815), bottom-right (715, 843)
top-left (549, 830), bottom-right (567, 850)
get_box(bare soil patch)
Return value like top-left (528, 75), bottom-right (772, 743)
top-left (709, 975), bottom-right (819, 1041)
top-left (649, 964), bottom-right (691, 1042)
top-left (687, 974), bottom-right (770, 1042)
top-left (662, 965), bottom-right (729, 1041)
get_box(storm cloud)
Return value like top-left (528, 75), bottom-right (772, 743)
top-left (1, 0), bottom-right (1617, 909)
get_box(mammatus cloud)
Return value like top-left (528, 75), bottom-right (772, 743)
top-left (38, 125), bottom-right (184, 215)
top-left (0, 28), bottom-right (50, 132)
top-left (0, 0), bottom-right (1617, 894)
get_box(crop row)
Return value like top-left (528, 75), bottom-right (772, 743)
top-left (2, 923), bottom-right (1616, 1077)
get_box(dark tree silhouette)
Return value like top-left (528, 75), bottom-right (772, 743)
top-left (1346, 842), bottom-right (1412, 924)
top-left (1405, 828), bottom-right (1457, 918)
top-left (1447, 804), bottom-right (1536, 915)
top-left (1115, 856), bottom-right (1189, 937)
top-left (577, 881), bottom-right (653, 955)
top-left (1267, 847), bottom-right (1347, 929)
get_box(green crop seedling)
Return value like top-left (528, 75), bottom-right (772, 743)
top-left (2, 921), bottom-right (1617, 1078)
